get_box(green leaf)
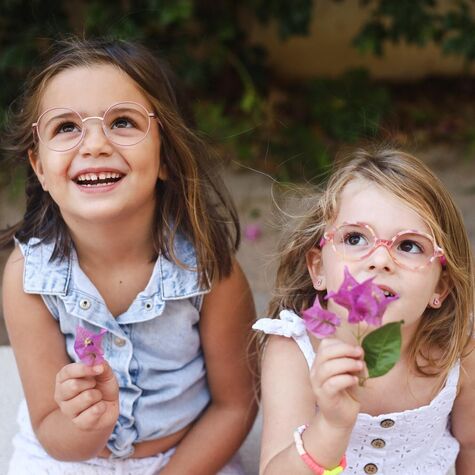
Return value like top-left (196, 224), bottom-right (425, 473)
top-left (362, 321), bottom-right (403, 378)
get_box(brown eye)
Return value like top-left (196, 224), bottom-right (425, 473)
top-left (55, 122), bottom-right (79, 134)
top-left (344, 232), bottom-right (367, 246)
top-left (111, 116), bottom-right (136, 129)
top-left (398, 240), bottom-right (423, 254)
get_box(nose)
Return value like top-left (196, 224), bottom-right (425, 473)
top-left (78, 118), bottom-right (113, 157)
top-left (366, 243), bottom-right (395, 272)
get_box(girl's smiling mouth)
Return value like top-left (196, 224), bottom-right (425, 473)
top-left (377, 285), bottom-right (397, 299)
top-left (72, 168), bottom-right (125, 190)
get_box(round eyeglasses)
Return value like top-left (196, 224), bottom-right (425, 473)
top-left (320, 222), bottom-right (446, 271)
top-left (32, 101), bottom-right (158, 152)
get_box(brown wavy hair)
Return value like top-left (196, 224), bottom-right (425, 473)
top-left (1, 37), bottom-right (240, 286)
top-left (269, 146), bottom-right (474, 376)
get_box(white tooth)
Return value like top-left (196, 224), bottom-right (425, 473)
top-left (90, 173), bottom-right (98, 181)
top-left (111, 172), bottom-right (119, 178)
top-left (99, 172), bottom-right (106, 180)
top-left (105, 172), bottom-right (112, 179)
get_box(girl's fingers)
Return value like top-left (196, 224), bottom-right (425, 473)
top-left (59, 388), bottom-right (102, 419)
top-left (57, 377), bottom-right (96, 402)
top-left (315, 339), bottom-right (363, 364)
top-left (72, 401), bottom-right (107, 430)
top-left (315, 357), bottom-right (364, 385)
top-left (321, 374), bottom-right (359, 397)
top-left (56, 363), bottom-right (103, 384)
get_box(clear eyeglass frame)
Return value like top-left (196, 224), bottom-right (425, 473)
top-left (320, 221), bottom-right (446, 271)
top-left (32, 101), bottom-right (159, 152)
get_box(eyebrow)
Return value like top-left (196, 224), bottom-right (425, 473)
top-left (40, 109), bottom-right (106, 129)
top-left (40, 111), bottom-right (81, 130)
top-left (39, 105), bottom-right (147, 129)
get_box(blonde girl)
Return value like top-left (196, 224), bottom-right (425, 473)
top-left (254, 148), bottom-right (474, 474)
top-left (2, 37), bottom-right (257, 475)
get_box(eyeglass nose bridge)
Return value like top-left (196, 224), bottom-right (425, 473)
top-left (367, 238), bottom-right (396, 262)
top-left (373, 238), bottom-right (394, 250)
top-left (76, 115), bottom-right (110, 146)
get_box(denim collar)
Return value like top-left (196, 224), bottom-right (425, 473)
top-left (22, 234), bottom-right (210, 300)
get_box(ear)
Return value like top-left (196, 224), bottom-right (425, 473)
top-left (429, 270), bottom-right (451, 308)
top-left (28, 149), bottom-right (48, 191)
top-left (157, 162), bottom-right (168, 181)
top-left (306, 247), bottom-right (326, 291)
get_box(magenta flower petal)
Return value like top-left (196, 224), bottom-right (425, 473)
top-left (74, 326), bottom-right (107, 366)
top-left (326, 266), bottom-right (360, 309)
top-left (302, 295), bottom-right (341, 338)
top-left (244, 224), bottom-right (262, 241)
top-left (327, 267), bottom-right (399, 327)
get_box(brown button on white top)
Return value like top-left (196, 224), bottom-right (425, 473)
top-left (380, 418), bottom-right (395, 428)
top-left (114, 337), bottom-right (126, 347)
top-left (364, 462), bottom-right (378, 474)
top-left (371, 438), bottom-right (386, 449)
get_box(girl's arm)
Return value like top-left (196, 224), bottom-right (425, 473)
top-left (160, 259), bottom-right (258, 475)
top-left (451, 339), bottom-right (475, 474)
top-left (2, 246), bottom-right (118, 461)
top-left (259, 336), bottom-right (362, 475)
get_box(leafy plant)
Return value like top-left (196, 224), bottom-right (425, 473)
top-left (1, 0), bottom-right (474, 182)
top-left (308, 69), bottom-right (391, 142)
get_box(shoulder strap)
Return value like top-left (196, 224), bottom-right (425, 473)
top-left (253, 310), bottom-right (316, 368)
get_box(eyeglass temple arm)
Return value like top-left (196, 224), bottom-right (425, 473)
top-left (319, 232), bottom-right (331, 248)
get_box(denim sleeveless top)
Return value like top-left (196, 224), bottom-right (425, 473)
top-left (17, 235), bottom-right (211, 458)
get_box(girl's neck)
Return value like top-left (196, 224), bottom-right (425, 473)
top-left (65, 208), bottom-right (156, 268)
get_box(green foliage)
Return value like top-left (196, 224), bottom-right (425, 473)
top-left (309, 69), bottom-right (390, 142)
top-left (362, 321), bottom-right (403, 378)
top-left (441, 1), bottom-right (475, 63)
top-left (354, 0), bottom-right (475, 64)
top-left (252, 0), bottom-right (314, 38)
top-left (1, 0), bottom-right (474, 182)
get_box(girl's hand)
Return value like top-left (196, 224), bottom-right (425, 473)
top-left (54, 361), bottom-right (119, 432)
top-left (310, 338), bottom-right (364, 429)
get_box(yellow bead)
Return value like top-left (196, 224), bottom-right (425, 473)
top-left (323, 466), bottom-right (344, 475)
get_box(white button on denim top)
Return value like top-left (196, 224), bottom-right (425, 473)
top-left (17, 234), bottom-right (211, 458)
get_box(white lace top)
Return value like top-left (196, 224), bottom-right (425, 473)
top-left (253, 310), bottom-right (460, 475)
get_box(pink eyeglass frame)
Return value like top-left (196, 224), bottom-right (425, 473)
top-left (319, 221), bottom-right (447, 270)
top-left (32, 101), bottom-right (161, 152)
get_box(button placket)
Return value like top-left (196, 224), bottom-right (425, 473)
top-left (380, 418), bottom-right (395, 429)
top-left (364, 462), bottom-right (378, 474)
top-left (371, 438), bottom-right (386, 449)
top-left (114, 337), bottom-right (126, 347)
top-left (79, 299), bottom-right (91, 310)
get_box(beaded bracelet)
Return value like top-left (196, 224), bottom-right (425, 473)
top-left (293, 424), bottom-right (347, 475)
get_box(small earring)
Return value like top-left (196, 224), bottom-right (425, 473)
top-left (315, 278), bottom-right (323, 289)
top-left (433, 297), bottom-right (440, 307)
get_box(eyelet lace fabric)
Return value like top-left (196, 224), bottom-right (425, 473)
top-left (254, 310), bottom-right (460, 475)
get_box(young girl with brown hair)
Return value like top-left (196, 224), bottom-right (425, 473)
top-left (2, 37), bottom-right (257, 474)
top-left (254, 148), bottom-right (475, 474)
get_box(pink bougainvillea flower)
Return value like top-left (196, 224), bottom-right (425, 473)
top-left (302, 295), bottom-right (341, 338)
top-left (74, 326), bottom-right (107, 366)
top-left (327, 267), bottom-right (399, 326)
top-left (325, 266), bottom-right (359, 311)
top-left (244, 223), bottom-right (262, 241)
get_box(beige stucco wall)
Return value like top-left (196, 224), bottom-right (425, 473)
top-left (247, 0), bottom-right (474, 80)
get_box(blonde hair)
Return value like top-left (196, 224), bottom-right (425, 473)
top-left (1, 37), bottom-right (239, 286)
top-left (269, 146), bottom-right (474, 376)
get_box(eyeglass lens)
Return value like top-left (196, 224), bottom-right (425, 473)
top-left (332, 224), bottom-right (436, 269)
top-left (36, 103), bottom-right (152, 151)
